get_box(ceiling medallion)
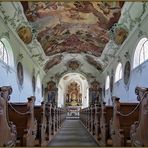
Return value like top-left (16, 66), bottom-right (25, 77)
top-left (17, 26), bottom-right (32, 44)
top-left (110, 23), bottom-right (128, 45)
top-left (67, 60), bottom-right (80, 71)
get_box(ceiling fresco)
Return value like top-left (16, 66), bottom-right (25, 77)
top-left (21, 1), bottom-right (124, 57)
top-left (85, 55), bottom-right (104, 71)
top-left (44, 55), bottom-right (63, 72)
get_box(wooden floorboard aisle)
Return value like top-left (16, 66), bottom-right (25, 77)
top-left (49, 119), bottom-right (99, 147)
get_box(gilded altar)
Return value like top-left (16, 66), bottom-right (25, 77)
top-left (65, 81), bottom-right (82, 106)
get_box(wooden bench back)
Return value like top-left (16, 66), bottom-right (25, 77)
top-left (100, 102), bottom-right (113, 146)
top-left (119, 103), bottom-right (139, 138)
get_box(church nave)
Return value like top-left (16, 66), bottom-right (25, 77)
top-left (0, 1), bottom-right (148, 147)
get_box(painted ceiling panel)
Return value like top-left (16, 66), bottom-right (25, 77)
top-left (21, 1), bottom-right (124, 57)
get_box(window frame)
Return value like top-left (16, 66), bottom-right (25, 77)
top-left (0, 40), bottom-right (9, 65)
top-left (133, 37), bottom-right (148, 69)
top-left (114, 62), bottom-right (123, 83)
top-left (105, 75), bottom-right (110, 91)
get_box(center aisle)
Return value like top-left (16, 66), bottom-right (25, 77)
top-left (49, 119), bottom-right (98, 147)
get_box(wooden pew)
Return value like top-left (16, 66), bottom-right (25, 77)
top-left (80, 103), bottom-right (101, 142)
top-left (45, 103), bottom-right (53, 142)
top-left (87, 107), bottom-right (91, 131)
top-left (34, 101), bottom-right (48, 146)
top-left (0, 86), bottom-right (17, 146)
top-left (90, 105), bottom-right (95, 135)
top-left (45, 103), bottom-right (67, 144)
top-left (80, 107), bottom-right (87, 127)
top-left (34, 104), bottom-right (41, 146)
top-left (94, 103), bottom-right (101, 142)
top-left (8, 96), bottom-right (37, 146)
top-left (100, 102), bottom-right (113, 146)
top-left (59, 107), bottom-right (66, 127)
top-left (130, 86), bottom-right (148, 146)
top-left (110, 96), bottom-right (139, 146)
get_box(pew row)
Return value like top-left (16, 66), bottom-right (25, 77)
top-left (80, 103), bottom-right (101, 143)
top-left (99, 102), bottom-right (113, 146)
top-left (34, 102), bottom-right (67, 146)
top-left (130, 87), bottom-right (148, 146)
top-left (34, 101), bottom-right (49, 146)
top-left (0, 86), bottom-right (17, 146)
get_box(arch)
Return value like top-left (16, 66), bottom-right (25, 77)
top-left (58, 72), bottom-right (89, 108)
top-left (115, 62), bottom-right (122, 83)
top-left (0, 37), bottom-right (14, 67)
top-left (133, 37), bottom-right (148, 69)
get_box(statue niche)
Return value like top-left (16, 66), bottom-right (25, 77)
top-left (65, 81), bottom-right (82, 106)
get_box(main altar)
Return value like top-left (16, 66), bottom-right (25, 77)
top-left (65, 81), bottom-right (82, 117)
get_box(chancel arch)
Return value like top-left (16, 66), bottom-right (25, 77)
top-left (0, 2), bottom-right (148, 147)
top-left (58, 73), bottom-right (89, 109)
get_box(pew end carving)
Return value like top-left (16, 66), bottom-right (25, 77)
top-left (130, 87), bottom-right (148, 146)
top-left (8, 96), bottom-right (37, 146)
top-left (23, 96), bottom-right (37, 146)
top-left (100, 102), bottom-right (113, 146)
top-left (110, 96), bottom-right (139, 146)
top-left (0, 86), bottom-right (17, 147)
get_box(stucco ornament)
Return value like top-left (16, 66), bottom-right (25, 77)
top-left (67, 60), bottom-right (80, 70)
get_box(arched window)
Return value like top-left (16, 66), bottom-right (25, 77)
top-left (0, 38), bottom-right (14, 67)
top-left (133, 37), bottom-right (148, 69)
top-left (35, 74), bottom-right (42, 105)
top-left (0, 40), bottom-right (8, 64)
top-left (36, 74), bottom-right (41, 95)
top-left (115, 62), bottom-right (122, 83)
top-left (105, 75), bottom-right (110, 90)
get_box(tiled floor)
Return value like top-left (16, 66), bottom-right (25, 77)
top-left (49, 119), bottom-right (98, 147)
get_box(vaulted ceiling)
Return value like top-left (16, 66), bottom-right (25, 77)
top-left (21, 2), bottom-right (123, 54)
top-left (20, 1), bottom-right (124, 80)
top-left (0, 1), bottom-right (125, 82)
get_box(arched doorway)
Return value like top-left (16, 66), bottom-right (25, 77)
top-left (58, 73), bottom-right (89, 117)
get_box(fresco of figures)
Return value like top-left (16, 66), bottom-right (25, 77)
top-left (44, 55), bottom-right (63, 72)
top-left (21, 1), bottom-right (124, 57)
top-left (85, 55), bottom-right (103, 71)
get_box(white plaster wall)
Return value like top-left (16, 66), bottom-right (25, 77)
top-left (0, 15), bottom-right (45, 104)
top-left (102, 11), bottom-right (148, 104)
